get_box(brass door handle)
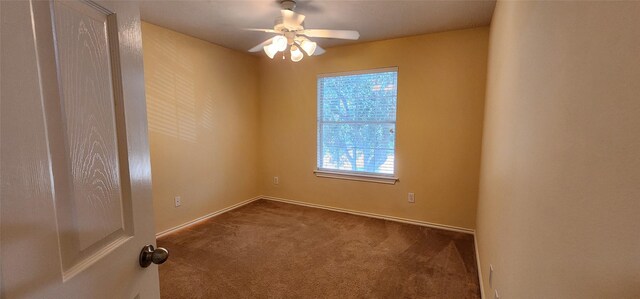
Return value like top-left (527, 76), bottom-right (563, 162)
top-left (139, 244), bottom-right (169, 268)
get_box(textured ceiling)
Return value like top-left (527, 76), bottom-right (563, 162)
top-left (139, 0), bottom-right (496, 54)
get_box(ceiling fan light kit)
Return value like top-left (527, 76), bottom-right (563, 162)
top-left (272, 35), bottom-right (288, 51)
top-left (300, 38), bottom-right (317, 56)
top-left (264, 43), bottom-right (278, 59)
top-left (247, 0), bottom-right (360, 62)
top-left (290, 45), bottom-right (304, 62)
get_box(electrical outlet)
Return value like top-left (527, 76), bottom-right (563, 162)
top-left (494, 290), bottom-right (500, 299)
top-left (489, 264), bottom-right (494, 288)
top-left (273, 176), bottom-right (279, 185)
top-left (408, 193), bottom-right (415, 203)
top-left (174, 196), bottom-right (181, 207)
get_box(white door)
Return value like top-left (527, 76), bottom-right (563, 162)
top-left (1, 0), bottom-right (163, 298)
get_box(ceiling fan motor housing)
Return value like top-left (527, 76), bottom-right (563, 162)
top-left (280, 0), bottom-right (296, 11)
top-left (273, 16), bottom-right (304, 32)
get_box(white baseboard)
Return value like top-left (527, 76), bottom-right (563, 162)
top-left (261, 195), bottom-right (475, 235)
top-left (155, 196), bottom-right (262, 238)
top-left (474, 233), bottom-right (485, 299)
top-left (157, 194), bottom-right (476, 236)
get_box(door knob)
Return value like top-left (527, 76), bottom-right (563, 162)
top-left (139, 244), bottom-right (169, 268)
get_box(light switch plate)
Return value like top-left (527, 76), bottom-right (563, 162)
top-left (175, 196), bottom-right (181, 207)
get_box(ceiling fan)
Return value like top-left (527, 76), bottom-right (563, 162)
top-left (247, 0), bottom-right (360, 62)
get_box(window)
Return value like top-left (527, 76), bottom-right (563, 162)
top-left (316, 67), bottom-right (398, 184)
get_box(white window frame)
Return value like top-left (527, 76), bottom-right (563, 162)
top-left (314, 67), bottom-right (399, 184)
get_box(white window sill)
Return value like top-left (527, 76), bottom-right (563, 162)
top-left (313, 170), bottom-right (398, 185)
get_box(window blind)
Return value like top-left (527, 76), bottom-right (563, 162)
top-left (317, 68), bottom-right (398, 175)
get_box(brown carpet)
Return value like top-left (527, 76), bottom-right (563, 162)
top-left (157, 200), bottom-right (480, 298)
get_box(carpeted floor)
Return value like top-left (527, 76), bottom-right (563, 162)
top-left (157, 199), bottom-right (480, 298)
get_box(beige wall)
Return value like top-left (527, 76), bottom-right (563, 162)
top-left (259, 27), bottom-right (489, 230)
top-left (142, 22), bottom-right (260, 233)
top-left (476, 1), bottom-right (640, 298)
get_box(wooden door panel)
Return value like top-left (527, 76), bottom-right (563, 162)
top-left (48, 1), bottom-right (135, 277)
top-left (54, 1), bottom-right (125, 251)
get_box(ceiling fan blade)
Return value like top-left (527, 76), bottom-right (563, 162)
top-left (281, 9), bottom-right (305, 28)
top-left (244, 28), bottom-right (279, 34)
top-left (313, 45), bottom-right (326, 56)
top-left (248, 37), bottom-right (274, 52)
top-left (302, 29), bottom-right (360, 40)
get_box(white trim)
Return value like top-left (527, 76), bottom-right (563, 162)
top-left (313, 170), bottom-right (398, 185)
top-left (317, 66), bottom-right (398, 78)
top-left (262, 196), bottom-right (475, 235)
top-left (155, 196), bottom-right (262, 238)
top-left (474, 233), bottom-right (485, 299)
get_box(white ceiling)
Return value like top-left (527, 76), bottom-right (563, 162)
top-left (139, 0), bottom-right (496, 54)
